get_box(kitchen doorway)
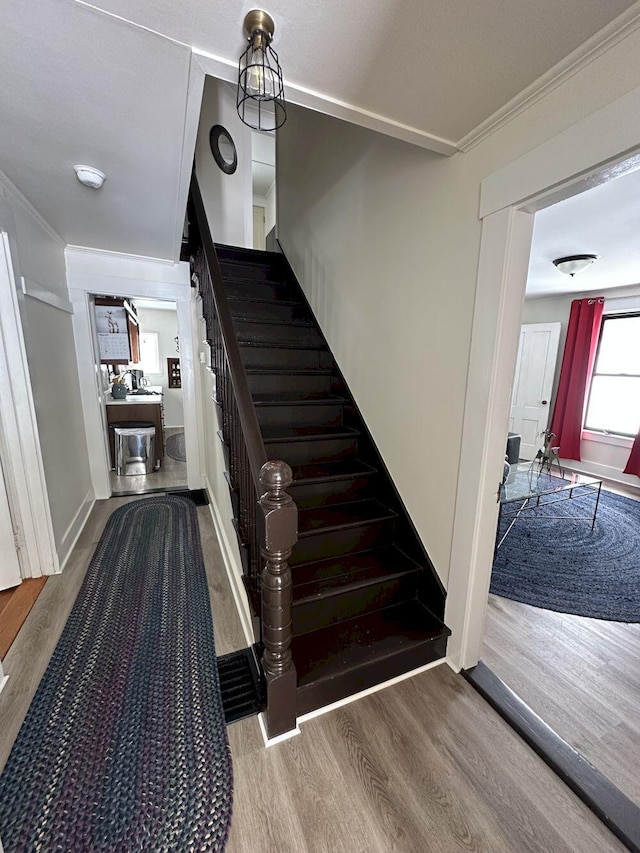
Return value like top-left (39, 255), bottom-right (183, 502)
top-left (67, 248), bottom-right (203, 502)
top-left (99, 297), bottom-right (188, 497)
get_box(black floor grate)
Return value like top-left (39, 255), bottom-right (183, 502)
top-left (167, 488), bottom-right (209, 506)
top-left (217, 647), bottom-right (265, 725)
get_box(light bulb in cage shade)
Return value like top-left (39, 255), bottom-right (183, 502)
top-left (74, 165), bottom-right (106, 189)
top-left (237, 9), bottom-right (286, 131)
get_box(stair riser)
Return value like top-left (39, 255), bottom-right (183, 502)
top-left (293, 575), bottom-right (419, 635)
top-left (229, 301), bottom-right (308, 323)
top-left (295, 635), bottom-right (449, 717)
top-left (256, 403), bottom-right (343, 429)
top-left (242, 347), bottom-right (333, 370)
top-left (219, 261), bottom-right (282, 283)
top-left (264, 436), bottom-right (358, 466)
top-left (248, 373), bottom-right (333, 397)
top-left (290, 520), bottom-right (393, 565)
top-left (223, 280), bottom-right (291, 301)
top-left (233, 319), bottom-right (325, 347)
top-left (289, 476), bottom-right (375, 508)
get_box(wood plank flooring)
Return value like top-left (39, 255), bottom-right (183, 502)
top-left (483, 593), bottom-right (640, 808)
top-left (0, 497), bottom-right (627, 852)
top-left (0, 577), bottom-right (47, 659)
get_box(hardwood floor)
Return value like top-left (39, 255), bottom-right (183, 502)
top-left (483, 593), bottom-right (640, 807)
top-left (0, 497), bottom-right (627, 851)
top-left (0, 577), bottom-right (47, 659)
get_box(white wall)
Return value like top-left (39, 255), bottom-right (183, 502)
top-left (0, 173), bottom-right (92, 570)
top-left (195, 77), bottom-right (252, 247)
top-left (277, 23), bottom-right (640, 590)
top-left (135, 306), bottom-right (184, 428)
top-left (522, 285), bottom-right (640, 489)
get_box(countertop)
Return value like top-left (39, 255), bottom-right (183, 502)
top-left (105, 386), bottom-right (163, 406)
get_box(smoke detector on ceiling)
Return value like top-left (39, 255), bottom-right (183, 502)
top-left (74, 165), bottom-right (106, 189)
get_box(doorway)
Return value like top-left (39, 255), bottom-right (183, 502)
top-left (67, 248), bottom-right (203, 503)
top-left (93, 296), bottom-right (188, 497)
top-left (445, 98), bottom-right (640, 816)
top-left (251, 130), bottom-right (276, 250)
top-left (483, 166), bottom-right (640, 805)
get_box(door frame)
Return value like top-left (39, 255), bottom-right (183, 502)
top-left (0, 226), bottom-right (57, 578)
top-left (446, 82), bottom-right (640, 671)
top-left (66, 248), bottom-right (205, 500)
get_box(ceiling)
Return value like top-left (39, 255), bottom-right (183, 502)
top-left (0, 0), bottom-right (638, 260)
top-left (527, 166), bottom-right (640, 299)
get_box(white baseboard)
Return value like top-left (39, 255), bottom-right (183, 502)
top-left (57, 491), bottom-right (95, 573)
top-left (259, 713), bottom-right (301, 747)
top-left (560, 458), bottom-right (640, 494)
top-left (204, 477), bottom-right (255, 648)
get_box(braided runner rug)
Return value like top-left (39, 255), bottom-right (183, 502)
top-left (0, 496), bottom-right (233, 852)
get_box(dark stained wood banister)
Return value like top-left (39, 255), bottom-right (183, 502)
top-left (190, 174), bottom-right (298, 739)
top-left (191, 175), bottom-right (268, 488)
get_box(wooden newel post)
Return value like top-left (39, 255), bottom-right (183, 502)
top-left (259, 459), bottom-right (298, 738)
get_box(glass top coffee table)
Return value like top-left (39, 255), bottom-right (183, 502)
top-left (496, 463), bottom-right (603, 551)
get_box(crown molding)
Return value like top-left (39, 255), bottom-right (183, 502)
top-left (457, 3), bottom-right (640, 153)
top-left (0, 169), bottom-right (65, 246)
top-left (192, 49), bottom-right (459, 157)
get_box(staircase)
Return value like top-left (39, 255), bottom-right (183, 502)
top-left (212, 243), bottom-right (450, 716)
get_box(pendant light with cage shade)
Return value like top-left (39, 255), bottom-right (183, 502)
top-left (237, 10), bottom-right (287, 132)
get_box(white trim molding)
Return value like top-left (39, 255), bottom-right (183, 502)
top-left (0, 231), bottom-right (58, 577)
top-left (21, 276), bottom-right (74, 314)
top-left (0, 170), bottom-right (64, 247)
top-left (58, 491), bottom-right (95, 572)
top-left (204, 478), bottom-right (255, 648)
top-left (457, 4), bottom-right (640, 152)
top-left (191, 51), bottom-right (459, 158)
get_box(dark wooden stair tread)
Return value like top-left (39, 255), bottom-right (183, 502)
top-left (293, 600), bottom-right (448, 686)
top-left (245, 367), bottom-right (335, 376)
top-left (262, 424), bottom-right (359, 442)
top-left (227, 295), bottom-right (303, 308)
top-left (238, 340), bottom-right (327, 351)
top-left (293, 546), bottom-right (420, 598)
top-left (298, 499), bottom-right (396, 535)
top-left (253, 393), bottom-right (346, 406)
top-left (231, 315), bottom-right (315, 328)
top-left (291, 459), bottom-right (377, 483)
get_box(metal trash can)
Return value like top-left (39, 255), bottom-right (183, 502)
top-left (114, 424), bottom-right (156, 476)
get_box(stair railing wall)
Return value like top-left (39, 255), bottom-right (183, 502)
top-left (190, 175), bottom-right (297, 738)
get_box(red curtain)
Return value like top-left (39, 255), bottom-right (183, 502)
top-left (624, 433), bottom-right (640, 476)
top-left (549, 296), bottom-right (604, 461)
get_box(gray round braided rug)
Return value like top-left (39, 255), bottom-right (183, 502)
top-left (0, 496), bottom-right (233, 851)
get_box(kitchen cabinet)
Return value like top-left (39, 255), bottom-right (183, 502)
top-left (105, 397), bottom-right (164, 470)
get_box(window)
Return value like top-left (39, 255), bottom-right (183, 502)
top-left (132, 332), bottom-right (160, 375)
top-left (585, 314), bottom-right (640, 436)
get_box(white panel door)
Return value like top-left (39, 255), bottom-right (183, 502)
top-left (253, 205), bottom-right (265, 250)
top-left (509, 322), bottom-right (561, 460)
top-left (0, 457), bottom-right (21, 590)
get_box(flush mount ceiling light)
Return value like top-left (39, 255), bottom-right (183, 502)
top-left (74, 165), bottom-right (106, 189)
top-left (237, 9), bottom-right (286, 132)
top-left (552, 254), bottom-right (599, 277)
